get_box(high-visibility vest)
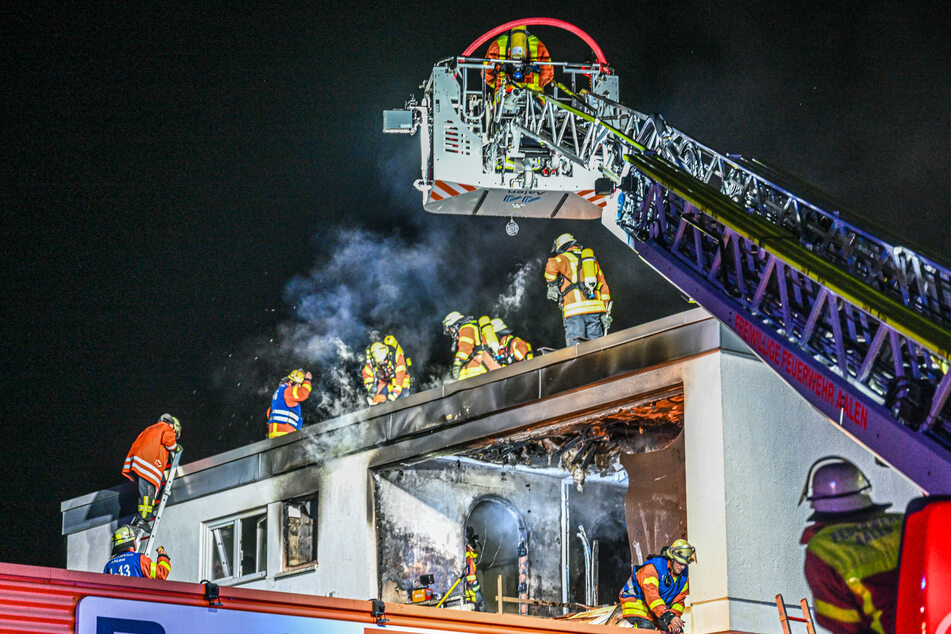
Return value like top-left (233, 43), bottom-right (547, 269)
top-left (498, 334), bottom-right (533, 364)
top-left (268, 384), bottom-right (302, 438)
top-left (545, 247), bottom-right (610, 318)
top-left (619, 556), bottom-right (688, 620)
top-left (454, 320), bottom-right (501, 379)
top-left (493, 34), bottom-right (546, 89)
top-left (104, 551), bottom-right (145, 577)
top-left (122, 422), bottom-right (178, 490)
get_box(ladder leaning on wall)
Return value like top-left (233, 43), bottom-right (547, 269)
top-left (776, 594), bottom-right (817, 634)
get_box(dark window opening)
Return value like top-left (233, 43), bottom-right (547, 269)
top-left (284, 493), bottom-right (318, 569)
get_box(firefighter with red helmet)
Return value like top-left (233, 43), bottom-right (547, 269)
top-left (491, 318), bottom-right (533, 366)
top-left (799, 457), bottom-right (902, 634)
top-left (121, 414), bottom-right (181, 535)
top-left (484, 24), bottom-right (553, 91)
top-left (362, 335), bottom-right (412, 405)
top-left (545, 233), bottom-right (612, 347)
top-left (443, 312), bottom-right (502, 380)
top-left (619, 539), bottom-right (695, 632)
top-left (103, 525), bottom-right (171, 580)
top-left (267, 369), bottom-right (312, 438)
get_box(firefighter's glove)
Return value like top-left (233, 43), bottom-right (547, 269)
top-left (546, 284), bottom-right (560, 302)
top-left (600, 312), bottom-right (613, 332)
top-left (451, 364), bottom-right (461, 380)
top-left (659, 611), bottom-right (677, 630)
top-left (156, 546), bottom-right (170, 560)
top-left (174, 443), bottom-right (183, 453)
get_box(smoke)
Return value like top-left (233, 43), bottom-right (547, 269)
top-left (492, 258), bottom-right (542, 319)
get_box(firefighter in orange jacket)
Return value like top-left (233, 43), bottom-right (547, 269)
top-left (121, 414), bottom-right (181, 534)
top-left (799, 457), bottom-right (901, 634)
top-left (443, 312), bottom-right (502, 380)
top-left (484, 25), bottom-right (553, 91)
top-left (267, 369), bottom-right (313, 438)
top-left (464, 527), bottom-right (485, 611)
top-left (103, 525), bottom-right (171, 580)
top-left (362, 336), bottom-right (412, 405)
top-left (491, 318), bottom-right (533, 366)
top-left (619, 539), bottom-right (695, 632)
top-left (545, 233), bottom-right (612, 347)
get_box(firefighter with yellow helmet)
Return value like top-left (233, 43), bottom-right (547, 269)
top-left (483, 24), bottom-right (554, 91)
top-left (103, 525), bottom-right (171, 580)
top-left (266, 368), bottom-right (312, 438)
top-left (362, 335), bottom-right (412, 405)
top-left (799, 457), bottom-right (902, 634)
top-left (619, 539), bottom-right (695, 632)
top-left (442, 312), bottom-right (502, 380)
top-left (545, 233), bottom-right (612, 347)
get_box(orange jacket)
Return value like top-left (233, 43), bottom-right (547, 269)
top-left (362, 343), bottom-right (410, 400)
top-left (498, 334), bottom-right (533, 364)
top-left (484, 34), bottom-right (553, 90)
top-left (266, 379), bottom-right (313, 438)
top-left (544, 246), bottom-right (611, 318)
top-left (454, 321), bottom-right (501, 379)
top-left (122, 421), bottom-right (179, 490)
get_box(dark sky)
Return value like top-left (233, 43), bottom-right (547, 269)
top-left (3, 2), bottom-right (949, 567)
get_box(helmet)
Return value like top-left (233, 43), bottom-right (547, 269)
top-left (443, 311), bottom-right (465, 334)
top-left (667, 539), bottom-right (696, 565)
top-left (491, 318), bottom-right (511, 335)
top-left (799, 456), bottom-right (890, 517)
top-left (160, 413), bottom-right (181, 439)
top-left (113, 525), bottom-right (138, 549)
top-left (286, 369), bottom-right (306, 385)
top-left (509, 25), bottom-right (529, 61)
top-left (551, 233), bottom-right (577, 254)
top-left (369, 342), bottom-right (388, 363)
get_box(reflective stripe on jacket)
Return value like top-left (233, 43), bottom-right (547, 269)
top-left (802, 513), bottom-right (902, 634)
top-left (544, 247), bottom-right (611, 318)
top-left (268, 381), bottom-right (311, 438)
top-left (122, 421), bottom-right (178, 490)
top-left (362, 341), bottom-right (411, 397)
top-left (454, 321), bottom-right (500, 379)
top-left (484, 34), bottom-right (553, 89)
top-left (619, 556), bottom-right (688, 620)
top-left (499, 334), bottom-right (533, 364)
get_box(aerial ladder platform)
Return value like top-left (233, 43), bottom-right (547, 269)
top-left (385, 19), bottom-right (951, 493)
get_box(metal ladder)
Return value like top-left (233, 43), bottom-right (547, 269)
top-left (512, 84), bottom-right (951, 492)
top-left (139, 449), bottom-right (182, 559)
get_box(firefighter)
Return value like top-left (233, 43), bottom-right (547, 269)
top-left (464, 527), bottom-right (485, 612)
top-left (491, 318), bottom-right (533, 366)
top-left (443, 312), bottom-right (502, 380)
top-left (619, 539), bottom-right (695, 632)
top-left (483, 24), bottom-right (553, 91)
top-left (121, 414), bottom-right (181, 535)
top-left (362, 335), bottom-right (412, 405)
top-left (266, 368), bottom-right (313, 438)
top-left (545, 233), bottom-right (612, 347)
top-left (103, 525), bottom-right (172, 580)
top-left (799, 457), bottom-right (902, 634)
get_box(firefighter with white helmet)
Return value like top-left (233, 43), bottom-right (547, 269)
top-left (491, 318), bottom-right (533, 365)
top-left (103, 525), bottom-right (171, 579)
top-left (545, 233), bottom-right (612, 347)
top-left (619, 538), bottom-right (695, 631)
top-left (121, 414), bottom-right (182, 535)
top-left (362, 335), bottom-right (412, 405)
top-left (443, 312), bottom-right (501, 380)
top-left (267, 368), bottom-right (313, 438)
top-left (799, 457), bottom-right (902, 634)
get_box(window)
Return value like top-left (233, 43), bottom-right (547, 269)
top-left (204, 509), bottom-right (267, 584)
top-left (283, 494), bottom-right (317, 570)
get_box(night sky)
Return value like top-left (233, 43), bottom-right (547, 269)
top-left (3, 2), bottom-right (949, 567)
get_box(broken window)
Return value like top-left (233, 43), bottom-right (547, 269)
top-left (283, 493), bottom-right (318, 570)
top-left (204, 508), bottom-right (267, 584)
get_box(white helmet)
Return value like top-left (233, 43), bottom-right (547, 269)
top-left (443, 311), bottom-right (465, 334)
top-left (799, 457), bottom-right (890, 518)
top-left (490, 318), bottom-right (510, 335)
top-left (552, 233), bottom-right (577, 254)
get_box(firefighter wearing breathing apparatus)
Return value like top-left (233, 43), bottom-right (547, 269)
top-left (362, 335), bottom-right (412, 405)
top-left (483, 24), bottom-right (553, 91)
top-left (443, 312), bottom-right (502, 380)
top-left (544, 233), bottom-right (612, 347)
top-left (491, 317), bottom-right (533, 365)
top-left (619, 539), bottom-right (696, 632)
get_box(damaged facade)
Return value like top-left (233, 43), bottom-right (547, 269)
top-left (61, 309), bottom-right (920, 633)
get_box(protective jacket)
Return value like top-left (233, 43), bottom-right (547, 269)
top-left (545, 245), bottom-right (611, 318)
top-left (619, 556), bottom-right (688, 623)
top-left (484, 33), bottom-right (553, 90)
top-left (267, 378), bottom-right (312, 438)
top-left (498, 334), bottom-right (533, 365)
top-left (465, 542), bottom-right (483, 606)
top-left (122, 421), bottom-right (179, 490)
top-left (453, 318), bottom-right (501, 379)
top-left (800, 512), bottom-right (902, 634)
top-left (362, 336), bottom-right (412, 402)
top-left (104, 548), bottom-right (171, 580)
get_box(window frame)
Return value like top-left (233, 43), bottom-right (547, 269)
top-left (280, 492), bottom-right (318, 573)
top-left (203, 507), bottom-right (268, 586)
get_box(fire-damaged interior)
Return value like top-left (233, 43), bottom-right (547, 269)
top-left (374, 387), bottom-right (686, 616)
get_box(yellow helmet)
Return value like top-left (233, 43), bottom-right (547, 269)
top-left (160, 413), bottom-right (181, 439)
top-left (113, 525), bottom-right (138, 549)
top-left (667, 539), bottom-right (696, 564)
top-left (369, 342), bottom-right (388, 363)
top-left (552, 233), bottom-right (577, 254)
top-left (286, 369), bottom-right (306, 384)
top-left (509, 25), bottom-right (529, 61)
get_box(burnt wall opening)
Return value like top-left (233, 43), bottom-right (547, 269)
top-left (373, 387), bottom-right (685, 616)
